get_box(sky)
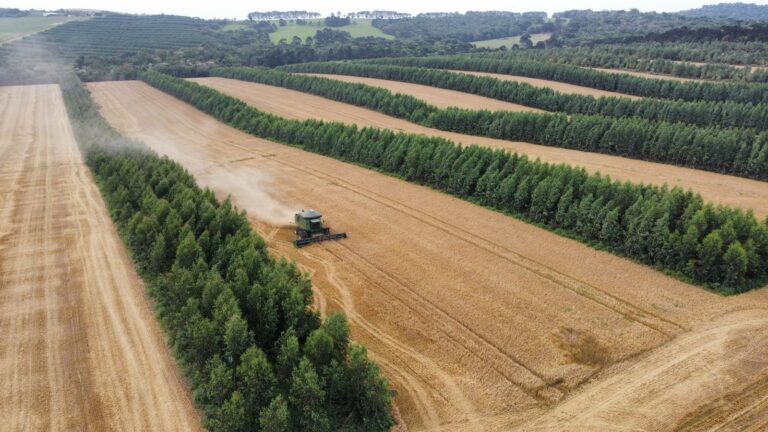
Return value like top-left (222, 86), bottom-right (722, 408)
top-left (9, 0), bottom-right (768, 20)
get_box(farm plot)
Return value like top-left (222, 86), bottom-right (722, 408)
top-left (519, 307), bottom-right (768, 431)
top-left (0, 84), bottom-right (203, 431)
top-left (0, 16), bottom-right (81, 45)
top-left (88, 80), bottom-right (765, 431)
top-left (586, 66), bottom-right (703, 82)
top-left (673, 60), bottom-right (768, 72)
top-left (447, 69), bottom-right (642, 99)
top-left (191, 77), bottom-right (768, 219)
top-left (269, 18), bottom-right (393, 43)
top-left (299, 73), bottom-right (542, 112)
top-left (472, 33), bottom-right (552, 49)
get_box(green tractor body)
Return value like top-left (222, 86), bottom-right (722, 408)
top-left (294, 209), bottom-right (347, 247)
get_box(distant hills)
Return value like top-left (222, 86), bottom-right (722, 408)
top-left (679, 2), bottom-right (768, 21)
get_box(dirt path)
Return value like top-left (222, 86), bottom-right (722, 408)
top-left (89, 80), bottom-right (768, 431)
top-left (191, 77), bottom-right (768, 219)
top-left (444, 70), bottom-right (642, 99)
top-left (299, 73), bottom-right (543, 112)
top-left (0, 84), bottom-right (204, 432)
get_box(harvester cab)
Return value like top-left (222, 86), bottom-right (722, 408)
top-left (293, 209), bottom-right (347, 247)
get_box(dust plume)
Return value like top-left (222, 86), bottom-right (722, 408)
top-left (202, 161), bottom-right (301, 227)
top-left (81, 94), bottom-right (301, 228)
top-left (0, 33), bottom-right (69, 86)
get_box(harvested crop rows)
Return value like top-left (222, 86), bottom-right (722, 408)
top-left (89, 80), bottom-right (768, 431)
top-left (192, 77), bottom-right (768, 219)
top-left (0, 84), bottom-right (203, 432)
top-left (587, 66), bottom-right (704, 82)
top-left (445, 69), bottom-right (642, 99)
top-left (521, 307), bottom-right (768, 431)
top-left (300, 73), bottom-right (542, 112)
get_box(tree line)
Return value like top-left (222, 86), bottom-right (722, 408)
top-left (680, 3), bottom-right (768, 21)
top-left (479, 46), bottom-right (768, 82)
top-left (0, 7), bottom-right (28, 17)
top-left (141, 70), bottom-right (768, 293)
top-left (543, 41), bottom-right (768, 67)
top-left (210, 66), bottom-right (768, 180)
top-left (551, 9), bottom-right (733, 46)
top-left (632, 41), bottom-right (768, 66)
top-left (359, 54), bottom-right (768, 105)
top-left (279, 61), bottom-right (768, 131)
top-left (68, 25), bottom-right (474, 83)
top-left (59, 73), bottom-right (394, 432)
top-left (247, 11), bottom-right (321, 21)
top-left (371, 11), bottom-right (552, 42)
top-left (624, 23), bottom-right (768, 44)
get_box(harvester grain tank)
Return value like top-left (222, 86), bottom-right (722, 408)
top-left (293, 209), bottom-right (347, 247)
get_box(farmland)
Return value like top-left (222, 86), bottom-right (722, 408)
top-left (524, 307), bottom-right (768, 430)
top-left (350, 56), bottom-right (768, 104)
top-left (0, 16), bottom-right (81, 44)
top-left (190, 76), bottom-right (768, 219)
top-left (457, 44), bottom-right (768, 81)
top-left (472, 32), bottom-right (552, 49)
top-left (446, 69), bottom-right (641, 98)
top-left (587, 66), bottom-right (705, 82)
top-left (0, 84), bottom-right (203, 431)
top-left (87, 79), bottom-right (760, 430)
top-left (4, 6), bottom-right (768, 432)
top-left (38, 15), bottom-right (220, 58)
top-left (88, 79), bottom-right (768, 431)
top-left (299, 73), bottom-right (543, 111)
top-left (0, 15), bottom-right (221, 61)
top-left (212, 66), bottom-right (768, 182)
top-left (268, 19), bottom-right (393, 43)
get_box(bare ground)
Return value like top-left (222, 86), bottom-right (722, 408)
top-left (89, 80), bottom-right (768, 431)
top-left (0, 84), bottom-right (204, 432)
top-left (191, 77), bottom-right (768, 220)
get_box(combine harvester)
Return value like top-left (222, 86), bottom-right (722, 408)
top-left (293, 209), bottom-right (347, 247)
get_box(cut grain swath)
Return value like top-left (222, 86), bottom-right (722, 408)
top-left (0, 84), bottom-right (203, 432)
top-left (90, 79), bottom-right (761, 431)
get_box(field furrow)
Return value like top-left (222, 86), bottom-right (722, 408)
top-left (0, 84), bottom-right (203, 432)
top-left (191, 77), bottom-right (768, 219)
top-left (88, 80), bottom-right (760, 431)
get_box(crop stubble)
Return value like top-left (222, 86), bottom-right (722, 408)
top-left (89, 80), bottom-right (768, 431)
top-left (0, 84), bottom-right (203, 432)
top-left (192, 77), bottom-right (768, 220)
top-left (299, 73), bottom-right (543, 112)
top-left (587, 67), bottom-right (704, 82)
top-left (444, 69), bottom-right (642, 99)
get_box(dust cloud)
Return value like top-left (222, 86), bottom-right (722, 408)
top-left (85, 83), bottom-right (301, 228)
top-left (0, 35), bottom-right (69, 86)
top-left (204, 162), bottom-right (301, 227)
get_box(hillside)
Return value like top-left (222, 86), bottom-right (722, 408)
top-left (0, 15), bottom-right (82, 44)
top-left (268, 19), bottom-right (393, 43)
top-left (680, 2), bottom-right (768, 21)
